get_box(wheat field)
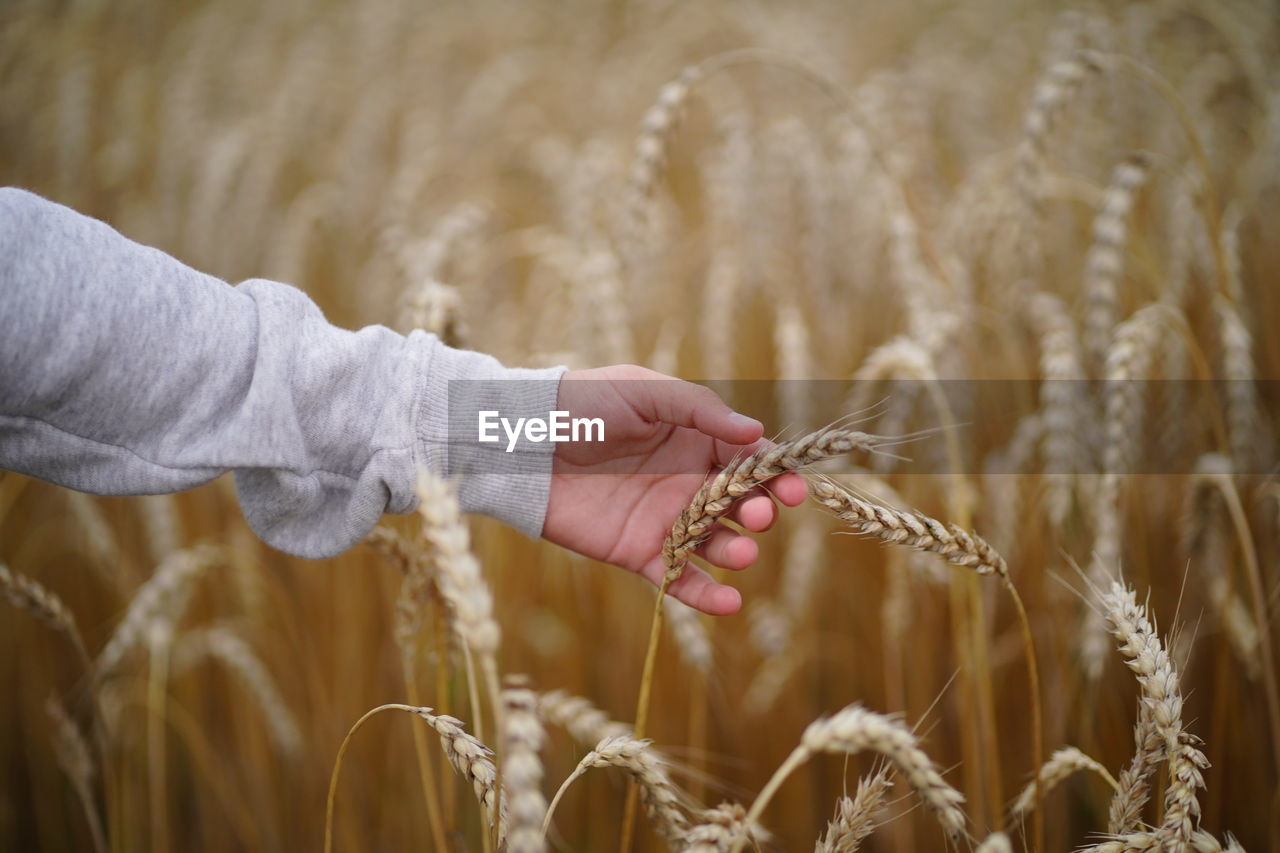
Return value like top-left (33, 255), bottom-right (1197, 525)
top-left (2, 0), bottom-right (1279, 850)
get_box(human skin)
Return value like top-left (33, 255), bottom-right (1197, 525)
top-left (543, 365), bottom-right (807, 616)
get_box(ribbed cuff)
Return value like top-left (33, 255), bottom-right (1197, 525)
top-left (412, 331), bottom-right (567, 538)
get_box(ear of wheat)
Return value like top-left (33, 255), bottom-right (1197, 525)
top-left (97, 543), bottom-right (223, 675)
top-left (501, 679), bottom-right (547, 853)
top-left (663, 426), bottom-right (889, 582)
top-left (737, 704), bottom-right (966, 850)
top-left (1009, 746), bottom-right (1116, 821)
top-left (544, 734), bottom-right (688, 843)
top-left (45, 694), bottom-right (106, 853)
top-left (1098, 580), bottom-right (1208, 847)
top-left (683, 802), bottom-right (769, 853)
top-left (814, 768), bottom-right (891, 852)
top-left (808, 477), bottom-right (1007, 577)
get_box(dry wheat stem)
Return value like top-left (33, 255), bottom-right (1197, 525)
top-left (414, 470), bottom-right (504, 831)
top-left (364, 526), bottom-right (450, 850)
top-left (173, 627), bottom-right (302, 755)
top-left (684, 802), bottom-right (769, 853)
top-left (629, 425), bottom-right (890, 849)
top-left (1184, 456), bottom-right (1259, 679)
top-left (96, 543), bottom-right (223, 676)
top-left (138, 494), bottom-right (182, 564)
top-left (663, 426), bottom-right (888, 582)
top-left (814, 769), bottom-right (891, 853)
top-left (324, 704), bottom-right (503, 853)
top-left (1009, 746), bottom-right (1117, 820)
top-left (1, 561), bottom-right (94, 673)
top-left (1022, 290), bottom-right (1087, 525)
top-left (1083, 52), bottom-right (1232, 304)
top-left (808, 478), bottom-right (1006, 576)
top-left (1016, 51), bottom-right (1104, 210)
top-left (1084, 303), bottom-right (1181, 682)
top-left (976, 832), bottom-right (1013, 853)
top-left (414, 472), bottom-right (499, 660)
top-left (1186, 466), bottom-right (1280, 779)
top-left (662, 593), bottom-right (713, 675)
top-left (1100, 581), bottom-right (1207, 847)
top-left (1107, 701), bottom-right (1162, 835)
top-left (365, 525), bottom-right (449, 662)
top-left (501, 680), bottom-right (547, 853)
top-left (808, 475), bottom-right (1044, 844)
top-left (736, 704), bottom-right (966, 852)
top-left (744, 650), bottom-right (804, 716)
top-left (1213, 294), bottom-right (1265, 474)
top-left (536, 689), bottom-right (631, 747)
top-left (543, 735), bottom-right (688, 843)
top-left (46, 695), bottom-right (106, 853)
top-left (1083, 152), bottom-right (1156, 369)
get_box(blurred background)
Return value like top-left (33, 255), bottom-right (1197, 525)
top-left (2, 0), bottom-right (1279, 850)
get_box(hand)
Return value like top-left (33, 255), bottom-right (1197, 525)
top-left (541, 365), bottom-right (807, 616)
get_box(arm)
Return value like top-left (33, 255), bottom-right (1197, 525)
top-left (0, 188), bottom-right (563, 558)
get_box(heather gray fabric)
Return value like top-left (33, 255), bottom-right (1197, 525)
top-left (0, 187), bottom-right (565, 558)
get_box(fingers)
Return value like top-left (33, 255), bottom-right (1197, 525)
top-left (705, 451), bottom-right (808, 505)
top-left (727, 494), bottom-right (777, 532)
top-left (636, 555), bottom-right (742, 616)
top-left (695, 523), bottom-right (758, 570)
top-left (668, 564), bottom-right (742, 615)
top-left (619, 368), bottom-right (763, 445)
top-left (710, 441), bottom-right (810, 506)
top-left (768, 472), bottom-right (809, 507)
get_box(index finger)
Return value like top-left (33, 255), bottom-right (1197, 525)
top-left (619, 369), bottom-right (764, 445)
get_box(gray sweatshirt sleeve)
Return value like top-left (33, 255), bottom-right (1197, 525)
top-left (0, 187), bottom-right (566, 558)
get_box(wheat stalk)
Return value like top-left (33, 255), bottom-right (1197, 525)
top-left (414, 468), bottom-right (503, 825)
top-left (808, 477), bottom-right (1006, 576)
top-left (975, 832), bottom-right (1013, 853)
top-left (63, 491), bottom-right (128, 590)
top-left (629, 425), bottom-right (892, 838)
top-left (501, 678), bottom-right (547, 853)
top-left (2, 561), bottom-right (82, 638)
top-left (536, 689), bottom-right (631, 747)
top-left (683, 802), bottom-right (769, 853)
top-left (629, 64), bottom-right (704, 210)
top-left (1022, 290), bottom-right (1087, 525)
top-left (414, 472), bottom-right (499, 660)
top-left (96, 543), bottom-right (223, 676)
top-left (1107, 702), bottom-right (1162, 835)
top-left (1214, 293), bottom-right (1266, 474)
top-left (363, 525), bottom-right (450, 851)
top-left (809, 474), bottom-right (1046, 840)
top-left (324, 704), bottom-right (503, 853)
top-left (1083, 303), bottom-right (1181, 681)
top-left (365, 525), bottom-right (446, 660)
top-left (814, 768), bottom-right (890, 853)
top-left (173, 627), bottom-right (302, 755)
top-left (1099, 580), bottom-right (1207, 847)
top-left (1015, 51), bottom-right (1104, 209)
top-left (543, 734), bottom-right (688, 843)
top-left (661, 593), bottom-right (712, 674)
top-left (1083, 152), bottom-right (1156, 368)
top-left (46, 694), bottom-right (106, 853)
top-left (743, 650), bottom-right (804, 716)
top-left (1009, 746), bottom-right (1117, 821)
top-left (736, 704), bottom-right (966, 851)
top-left (663, 427), bottom-right (888, 582)
top-left (138, 494), bottom-right (183, 564)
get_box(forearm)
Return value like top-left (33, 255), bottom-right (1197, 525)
top-left (0, 188), bottom-right (563, 557)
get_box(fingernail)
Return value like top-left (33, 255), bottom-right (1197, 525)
top-left (728, 412), bottom-right (762, 432)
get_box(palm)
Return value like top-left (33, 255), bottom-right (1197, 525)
top-left (541, 367), bottom-right (807, 615)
